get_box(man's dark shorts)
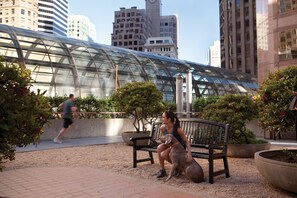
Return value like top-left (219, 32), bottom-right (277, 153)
top-left (63, 118), bottom-right (73, 128)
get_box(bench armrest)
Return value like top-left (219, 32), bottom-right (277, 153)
top-left (130, 136), bottom-right (151, 141)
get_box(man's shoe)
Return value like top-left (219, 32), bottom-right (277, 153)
top-left (156, 169), bottom-right (166, 178)
top-left (53, 138), bottom-right (62, 144)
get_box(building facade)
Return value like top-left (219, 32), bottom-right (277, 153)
top-left (111, 7), bottom-right (151, 51)
top-left (0, 0), bottom-right (38, 30)
top-left (112, 0), bottom-right (179, 56)
top-left (144, 37), bottom-right (178, 58)
top-left (38, 0), bottom-right (68, 36)
top-left (0, 24), bottom-right (257, 100)
top-left (145, 0), bottom-right (161, 37)
top-left (256, 0), bottom-right (297, 83)
top-left (68, 15), bottom-right (96, 42)
top-left (219, 0), bottom-right (257, 76)
top-left (160, 15), bottom-right (179, 50)
top-left (208, 40), bottom-right (221, 67)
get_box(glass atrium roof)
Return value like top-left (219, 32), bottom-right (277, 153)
top-left (0, 24), bottom-right (257, 101)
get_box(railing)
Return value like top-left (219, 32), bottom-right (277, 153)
top-left (52, 111), bottom-right (127, 119)
top-left (52, 111), bottom-right (202, 119)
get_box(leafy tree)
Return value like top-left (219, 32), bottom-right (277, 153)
top-left (0, 59), bottom-right (51, 170)
top-left (257, 66), bottom-right (297, 139)
top-left (201, 94), bottom-right (262, 144)
top-left (111, 81), bottom-right (165, 132)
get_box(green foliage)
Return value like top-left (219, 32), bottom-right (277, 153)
top-left (0, 59), bottom-right (51, 170)
top-left (192, 95), bottom-right (221, 112)
top-left (111, 81), bottom-right (165, 132)
top-left (257, 66), bottom-right (297, 139)
top-left (201, 94), bottom-right (260, 144)
top-left (162, 101), bottom-right (176, 112)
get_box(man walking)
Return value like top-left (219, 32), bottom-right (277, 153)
top-left (54, 94), bottom-right (77, 143)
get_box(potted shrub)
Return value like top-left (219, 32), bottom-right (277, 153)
top-left (0, 58), bottom-right (51, 170)
top-left (110, 81), bottom-right (164, 145)
top-left (201, 94), bottom-right (270, 158)
top-left (257, 66), bottom-right (297, 140)
top-left (255, 66), bottom-right (297, 193)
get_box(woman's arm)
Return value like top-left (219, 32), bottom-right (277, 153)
top-left (178, 128), bottom-right (192, 159)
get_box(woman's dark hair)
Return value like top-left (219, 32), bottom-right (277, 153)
top-left (163, 110), bottom-right (180, 134)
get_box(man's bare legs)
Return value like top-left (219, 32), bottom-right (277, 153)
top-left (54, 123), bottom-right (74, 143)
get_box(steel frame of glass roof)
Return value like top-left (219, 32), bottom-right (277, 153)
top-left (0, 24), bottom-right (258, 101)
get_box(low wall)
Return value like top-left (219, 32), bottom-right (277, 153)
top-left (41, 118), bottom-right (137, 140)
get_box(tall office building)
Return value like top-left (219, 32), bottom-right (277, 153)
top-left (68, 15), bottom-right (96, 42)
top-left (219, 0), bottom-right (257, 76)
top-left (112, 0), bottom-right (179, 56)
top-left (0, 0), bottom-right (38, 31)
top-left (208, 40), bottom-right (221, 67)
top-left (145, 0), bottom-right (161, 37)
top-left (38, 0), bottom-right (68, 36)
top-left (160, 15), bottom-right (179, 50)
top-left (256, 0), bottom-right (297, 84)
top-left (111, 7), bottom-right (151, 51)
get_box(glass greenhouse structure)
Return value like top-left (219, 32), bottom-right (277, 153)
top-left (0, 24), bottom-right (257, 101)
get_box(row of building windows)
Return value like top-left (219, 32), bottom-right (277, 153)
top-left (146, 47), bottom-right (173, 52)
top-left (279, 0), bottom-right (297, 13)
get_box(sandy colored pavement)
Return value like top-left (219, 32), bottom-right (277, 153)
top-left (2, 143), bottom-right (297, 198)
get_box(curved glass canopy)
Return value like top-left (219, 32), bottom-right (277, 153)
top-left (0, 24), bottom-right (257, 101)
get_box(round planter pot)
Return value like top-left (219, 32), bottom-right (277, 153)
top-left (121, 131), bottom-right (150, 146)
top-left (255, 149), bottom-right (297, 194)
top-left (227, 143), bottom-right (271, 158)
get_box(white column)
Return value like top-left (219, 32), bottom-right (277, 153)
top-left (186, 69), bottom-right (193, 118)
top-left (176, 74), bottom-right (183, 118)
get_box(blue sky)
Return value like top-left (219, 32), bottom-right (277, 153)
top-left (68, 0), bottom-right (220, 64)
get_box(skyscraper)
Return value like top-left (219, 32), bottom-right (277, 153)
top-left (160, 15), bottom-right (179, 50)
top-left (256, 0), bottom-right (297, 84)
top-left (208, 40), bottom-right (221, 67)
top-left (112, 0), bottom-right (178, 56)
top-left (38, 0), bottom-right (69, 36)
top-left (111, 7), bottom-right (151, 51)
top-left (145, 0), bottom-right (161, 37)
top-left (68, 15), bottom-right (96, 42)
top-left (219, 0), bottom-right (257, 76)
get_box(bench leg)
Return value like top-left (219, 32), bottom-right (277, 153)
top-left (133, 146), bottom-right (137, 168)
top-left (223, 156), bottom-right (230, 178)
top-left (209, 158), bottom-right (214, 184)
top-left (149, 151), bottom-right (154, 164)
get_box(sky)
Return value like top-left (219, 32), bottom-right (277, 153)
top-left (68, 0), bottom-right (220, 64)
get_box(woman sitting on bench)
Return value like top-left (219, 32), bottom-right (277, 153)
top-left (155, 110), bottom-right (193, 178)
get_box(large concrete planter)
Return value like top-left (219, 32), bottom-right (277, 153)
top-left (227, 143), bottom-right (271, 158)
top-left (121, 131), bottom-right (150, 146)
top-left (255, 149), bottom-right (297, 194)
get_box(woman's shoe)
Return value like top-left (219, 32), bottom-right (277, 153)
top-left (156, 169), bottom-right (166, 178)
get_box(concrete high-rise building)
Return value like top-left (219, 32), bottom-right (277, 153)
top-left (160, 15), bottom-right (179, 49)
top-left (0, 0), bottom-right (38, 31)
top-left (144, 37), bottom-right (178, 58)
top-left (38, 0), bottom-right (68, 36)
top-left (111, 7), bottom-right (152, 51)
top-left (145, 0), bottom-right (161, 37)
top-left (208, 40), bottom-right (221, 67)
top-left (219, 0), bottom-right (257, 76)
top-left (256, 0), bottom-right (297, 84)
top-left (68, 15), bottom-right (96, 42)
top-left (112, 0), bottom-right (179, 57)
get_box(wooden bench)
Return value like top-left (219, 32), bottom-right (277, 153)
top-left (130, 118), bottom-right (230, 184)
